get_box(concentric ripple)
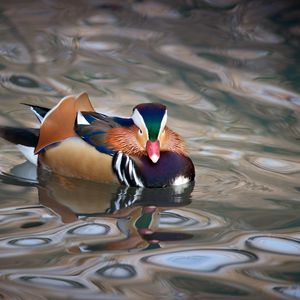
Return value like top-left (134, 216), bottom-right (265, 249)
top-left (143, 249), bottom-right (256, 272)
top-left (96, 264), bottom-right (137, 279)
top-left (247, 156), bottom-right (300, 174)
top-left (246, 236), bottom-right (300, 255)
top-left (68, 223), bottom-right (110, 236)
top-left (0, 72), bottom-right (55, 95)
top-left (8, 237), bottom-right (51, 247)
top-left (14, 275), bottom-right (87, 289)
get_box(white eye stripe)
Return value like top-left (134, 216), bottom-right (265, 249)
top-left (131, 109), bottom-right (148, 138)
top-left (158, 110), bottom-right (167, 138)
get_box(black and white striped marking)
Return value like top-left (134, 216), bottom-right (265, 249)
top-left (112, 152), bottom-right (144, 187)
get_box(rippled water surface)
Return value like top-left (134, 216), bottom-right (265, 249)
top-left (1, 1), bottom-right (300, 299)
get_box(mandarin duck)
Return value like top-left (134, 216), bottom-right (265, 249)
top-left (0, 93), bottom-right (195, 188)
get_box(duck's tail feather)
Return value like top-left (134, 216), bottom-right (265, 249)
top-left (0, 126), bottom-right (39, 147)
top-left (21, 103), bottom-right (50, 123)
top-left (0, 126), bottom-right (39, 165)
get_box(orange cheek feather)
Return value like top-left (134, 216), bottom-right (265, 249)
top-left (106, 126), bottom-right (146, 156)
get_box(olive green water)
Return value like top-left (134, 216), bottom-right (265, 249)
top-left (0, 1), bottom-right (300, 299)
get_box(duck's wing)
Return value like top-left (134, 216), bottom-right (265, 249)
top-left (33, 93), bottom-right (95, 154)
top-left (23, 92), bottom-right (94, 125)
top-left (75, 111), bottom-right (134, 156)
top-left (22, 93), bottom-right (133, 157)
top-left (78, 111), bottom-right (133, 128)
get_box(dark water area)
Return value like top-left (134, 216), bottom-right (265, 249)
top-left (0, 0), bottom-right (300, 299)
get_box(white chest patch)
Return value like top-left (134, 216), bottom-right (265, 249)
top-left (172, 175), bottom-right (190, 186)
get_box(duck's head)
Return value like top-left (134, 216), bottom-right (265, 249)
top-left (131, 103), bottom-right (167, 163)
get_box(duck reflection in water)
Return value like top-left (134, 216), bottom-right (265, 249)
top-left (4, 163), bottom-right (193, 251)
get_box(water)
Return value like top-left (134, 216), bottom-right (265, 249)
top-left (0, 0), bottom-right (300, 299)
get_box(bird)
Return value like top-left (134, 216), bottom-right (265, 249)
top-left (0, 92), bottom-right (195, 188)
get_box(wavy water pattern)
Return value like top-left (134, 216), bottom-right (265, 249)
top-left (0, 0), bottom-right (300, 299)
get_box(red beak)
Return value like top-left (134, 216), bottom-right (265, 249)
top-left (146, 140), bottom-right (160, 163)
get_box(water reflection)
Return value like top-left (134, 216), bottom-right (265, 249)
top-left (167, 275), bottom-right (251, 297)
top-left (274, 286), bottom-right (300, 299)
top-left (0, 161), bottom-right (195, 252)
top-left (38, 169), bottom-right (195, 251)
top-left (37, 169), bottom-right (193, 216)
top-left (1, 0), bottom-right (300, 299)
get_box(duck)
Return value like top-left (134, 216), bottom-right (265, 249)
top-left (0, 92), bottom-right (195, 188)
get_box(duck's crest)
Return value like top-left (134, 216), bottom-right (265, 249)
top-left (34, 92), bottom-right (94, 154)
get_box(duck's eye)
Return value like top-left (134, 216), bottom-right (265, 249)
top-left (138, 129), bottom-right (143, 135)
